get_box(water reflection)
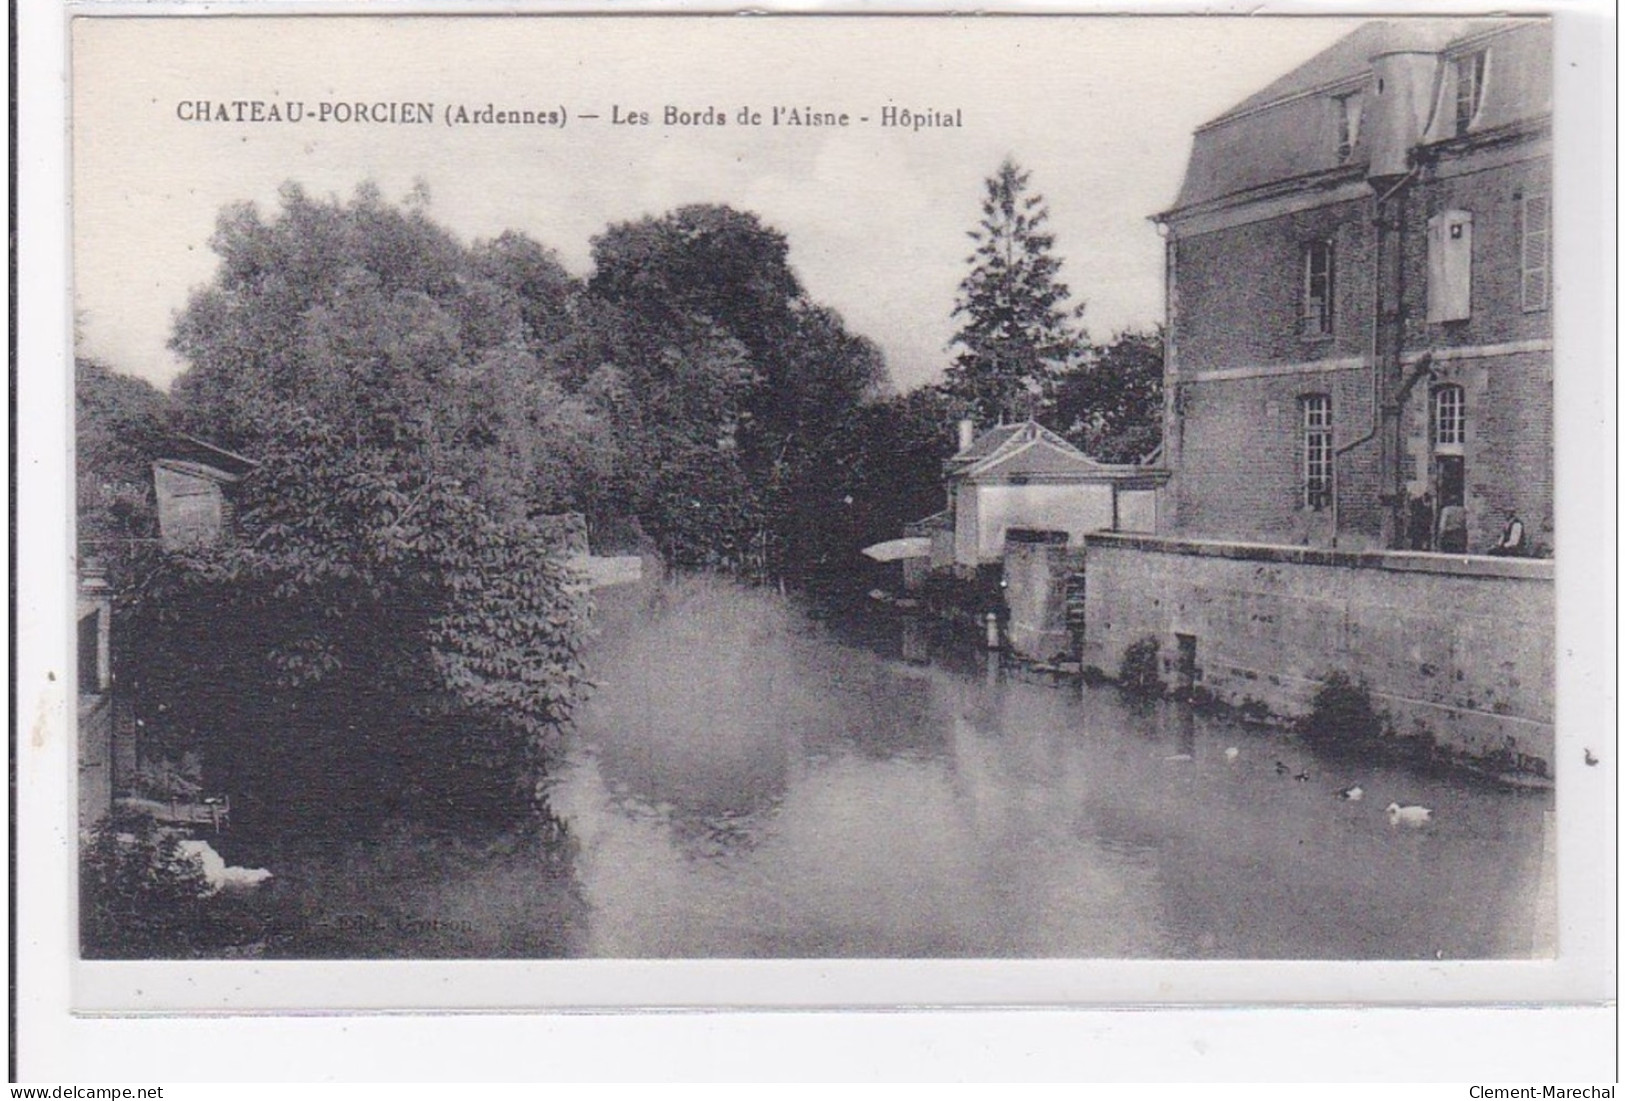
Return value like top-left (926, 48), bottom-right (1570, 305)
top-left (554, 579), bottom-right (1551, 959)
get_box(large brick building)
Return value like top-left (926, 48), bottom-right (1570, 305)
top-left (1156, 19), bottom-right (1553, 556)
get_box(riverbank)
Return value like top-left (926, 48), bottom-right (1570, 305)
top-left (82, 816), bottom-right (588, 960)
top-left (874, 563), bottom-right (1554, 790)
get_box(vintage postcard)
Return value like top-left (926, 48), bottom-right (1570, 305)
top-left (23, 3), bottom-right (1613, 1044)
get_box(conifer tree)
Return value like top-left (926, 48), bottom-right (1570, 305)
top-left (944, 157), bottom-right (1085, 425)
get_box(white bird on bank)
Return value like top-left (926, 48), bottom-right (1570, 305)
top-left (1385, 802), bottom-right (1432, 826)
top-left (1338, 785), bottom-right (1364, 801)
top-left (177, 839), bottom-right (274, 893)
top-left (1224, 747), bottom-right (1240, 761)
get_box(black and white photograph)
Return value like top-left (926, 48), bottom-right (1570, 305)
top-left (39, 6), bottom-right (1612, 1040)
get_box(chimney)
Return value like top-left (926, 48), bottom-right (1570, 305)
top-left (957, 419), bottom-right (975, 453)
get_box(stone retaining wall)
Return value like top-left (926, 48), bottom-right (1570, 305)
top-left (1080, 532), bottom-right (1554, 772)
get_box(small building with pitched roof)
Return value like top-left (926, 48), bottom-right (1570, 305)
top-left (942, 420), bottom-right (1167, 569)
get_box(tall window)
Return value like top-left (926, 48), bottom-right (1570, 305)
top-left (1335, 92), bottom-right (1363, 162)
top-left (1433, 386), bottom-right (1466, 455)
top-left (1302, 240), bottom-right (1335, 339)
top-left (1521, 192), bottom-right (1551, 311)
top-left (1302, 395), bottom-right (1333, 510)
top-left (1454, 50), bottom-right (1488, 136)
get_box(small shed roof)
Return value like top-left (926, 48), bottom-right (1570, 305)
top-left (155, 435), bottom-right (259, 480)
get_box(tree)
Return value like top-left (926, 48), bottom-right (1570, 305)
top-left (1052, 326), bottom-right (1164, 464)
top-left (795, 384), bottom-right (965, 588)
top-left (76, 356), bottom-right (171, 546)
top-left (154, 185), bottom-right (596, 832)
top-left (587, 203), bottom-right (886, 580)
top-left (943, 157), bottom-right (1087, 425)
top-left (117, 410), bottom-right (591, 834)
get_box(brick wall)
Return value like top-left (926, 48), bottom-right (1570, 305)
top-left (1172, 368), bottom-right (1384, 547)
top-left (1163, 137), bottom-right (1553, 555)
top-left (1403, 153), bottom-right (1553, 352)
top-left (1172, 197), bottom-right (1373, 371)
top-left (1081, 532), bottom-right (1555, 772)
top-left (1402, 154), bottom-right (1555, 554)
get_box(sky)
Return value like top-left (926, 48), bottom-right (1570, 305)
top-left (72, 15), bottom-right (1364, 393)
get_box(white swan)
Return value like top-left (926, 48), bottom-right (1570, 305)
top-left (1385, 802), bottom-right (1431, 826)
top-left (1338, 785), bottom-right (1364, 801)
top-left (1224, 747), bottom-right (1240, 761)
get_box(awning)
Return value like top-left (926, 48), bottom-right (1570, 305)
top-left (861, 537), bottom-right (932, 562)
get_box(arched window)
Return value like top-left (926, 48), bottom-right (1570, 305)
top-left (1433, 385), bottom-right (1466, 456)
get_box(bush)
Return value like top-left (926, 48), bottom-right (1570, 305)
top-left (1304, 670), bottom-right (1384, 743)
top-left (80, 812), bottom-right (213, 958)
top-left (1119, 636), bottom-right (1164, 697)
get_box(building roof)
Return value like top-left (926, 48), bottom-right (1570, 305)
top-left (953, 421), bottom-right (1154, 484)
top-left (155, 434), bottom-right (259, 480)
top-left (1209, 21), bottom-right (1481, 127)
top-left (1163, 18), bottom-right (1551, 218)
top-left (949, 420), bottom-right (1088, 468)
top-left (946, 422), bottom-right (1028, 468)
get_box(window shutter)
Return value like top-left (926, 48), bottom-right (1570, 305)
top-left (1427, 209), bottom-right (1473, 322)
top-left (1521, 193), bottom-right (1550, 311)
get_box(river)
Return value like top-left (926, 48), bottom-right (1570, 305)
top-left (551, 576), bottom-right (1553, 959)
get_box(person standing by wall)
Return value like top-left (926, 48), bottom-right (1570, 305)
top-left (1437, 502), bottom-right (1468, 554)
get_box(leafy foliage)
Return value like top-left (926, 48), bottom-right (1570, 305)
top-left (588, 203), bottom-right (886, 580)
top-left (76, 356), bottom-right (171, 549)
top-left (117, 409), bottom-right (589, 833)
top-left (791, 385), bottom-right (967, 587)
top-left (1053, 326), bottom-right (1165, 464)
top-left (80, 812), bottom-right (214, 957)
top-left (170, 183), bottom-right (611, 525)
top-left (142, 187), bottom-right (612, 830)
top-left (944, 158), bottom-right (1087, 425)
top-left (115, 185), bottom-right (893, 835)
